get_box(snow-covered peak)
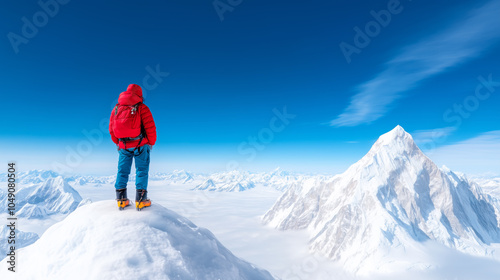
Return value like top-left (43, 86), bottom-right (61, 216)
top-left (441, 165), bottom-right (451, 173)
top-left (369, 125), bottom-right (418, 155)
top-left (17, 204), bottom-right (52, 219)
top-left (172, 169), bottom-right (189, 175)
top-left (263, 126), bottom-right (500, 274)
top-left (0, 201), bottom-right (275, 279)
top-left (340, 125), bottom-right (423, 186)
top-left (269, 167), bottom-right (290, 177)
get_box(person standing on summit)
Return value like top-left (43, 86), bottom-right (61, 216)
top-left (109, 84), bottom-right (157, 211)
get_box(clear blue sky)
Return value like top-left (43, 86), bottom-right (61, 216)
top-left (1, 0), bottom-right (499, 175)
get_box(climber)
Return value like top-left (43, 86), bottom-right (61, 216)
top-left (109, 84), bottom-right (157, 211)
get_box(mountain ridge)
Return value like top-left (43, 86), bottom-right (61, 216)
top-left (263, 125), bottom-right (500, 273)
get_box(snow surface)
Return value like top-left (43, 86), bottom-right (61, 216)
top-left (0, 201), bottom-right (275, 280)
top-left (3, 169), bottom-right (500, 279)
top-left (263, 125), bottom-right (500, 274)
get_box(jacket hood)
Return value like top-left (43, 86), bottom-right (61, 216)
top-left (118, 84), bottom-right (143, 105)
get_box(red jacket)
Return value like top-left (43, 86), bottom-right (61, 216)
top-left (109, 84), bottom-right (157, 149)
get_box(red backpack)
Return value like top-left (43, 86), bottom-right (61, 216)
top-left (111, 103), bottom-right (144, 145)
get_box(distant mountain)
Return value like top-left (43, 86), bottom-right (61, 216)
top-left (17, 204), bottom-right (52, 219)
top-left (263, 125), bottom-right (500, 273)
top-left (0, 201), bottom-right (275, 280)
top-left (192, 168), bottom-right (321, 192)
top-left (0, 176), bottom-right (83, 215)
top-left (65, 174), bottom-right (116, 186)
top-left (66, 170), bottom-right (198, 186)
top-left (0, 170), bottom-right (60, 185)
top-left (195, 179), bottom-right (218, 191)
top-left (193, 170), bottom-right (256, 192)
top-left (0, 170), bottom-right (116, 186)
top-left (150, 170), bottom-right (195, 183)
top-left (0, 227), bottom-right (38, 257)
top-left (4, 168), bottom-right (310, 192)
top-left (471, 176), bottom-right (500, 200)
top-left (250, 167), bottom-right (317, 191)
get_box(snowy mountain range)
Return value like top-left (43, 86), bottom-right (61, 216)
top-left (0, 176), bottom-right (83, 218)
top-left (471, 176), bottom-right (500, 200)
top-left (192, 168), bottom-right (316, 192)
top-left (0, 169), bottom-right (60, 185)
top-left (253, 167), bottom-right (316, 191)
top-left (193, 170), bottom-right (256, 192)
top-left (1, 168), bottom-right (325, 193)
top-left (0, 201), bottom-right (275, 280)
top-left (65, 174), bottom-right (116, 186)
top-left (263, 125), bottom-right (500, 273)
top-left (149, 169), bottom-right (197, 183)
top-left (65, 170), bottom-right (198, 186)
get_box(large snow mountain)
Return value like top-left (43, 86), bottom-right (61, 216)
top-left (0, 201), bottom-right (275, 280)
top-left (263, 125), bottom-right (500, 273)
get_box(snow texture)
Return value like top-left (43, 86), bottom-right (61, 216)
top-left (263, 125), bottom-right (500, 274)
top-left (0, 227), bottom-right (38, 257)
top-left (0, 201), bottom-right (275, 280)
top-left (472, 176), bottom-right (500, 200)
top-left (0, 176), bottom-right (82, 215)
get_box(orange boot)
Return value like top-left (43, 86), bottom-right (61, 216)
top-left (116, 188), bottom-right (131, 211)
top-left (135, 189), bottom-right (151, 211)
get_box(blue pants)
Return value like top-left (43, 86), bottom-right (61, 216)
top-left (114, 145), bottom-right (150, 190)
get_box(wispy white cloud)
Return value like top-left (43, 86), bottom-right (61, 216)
top-left (331, 0), bottom-right (500, 127)
top-left (412, 126), bottom-right (457, 145)
top-left (426, 130), bottom-right (500, 176)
